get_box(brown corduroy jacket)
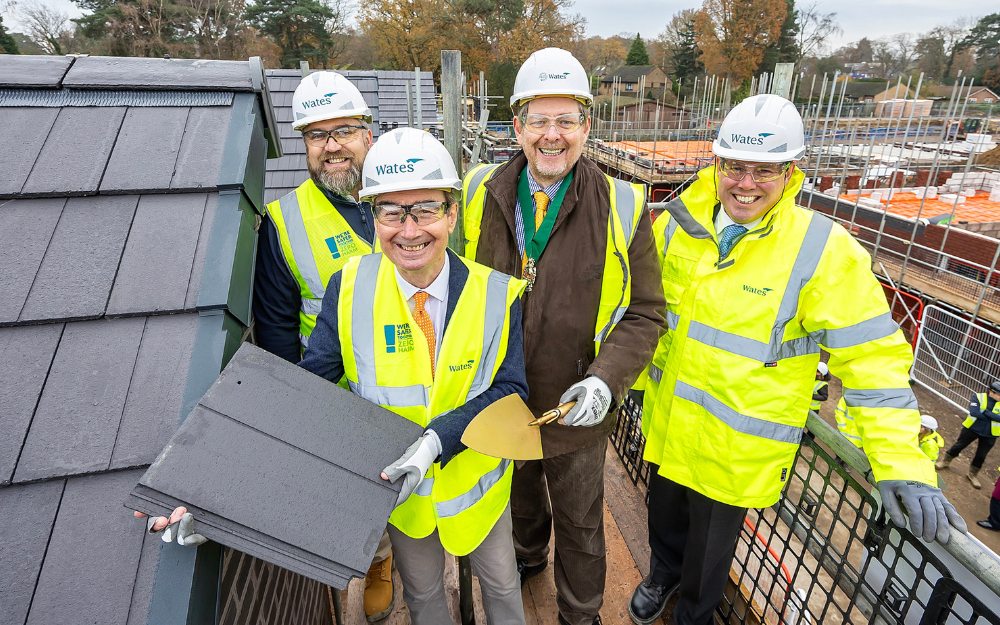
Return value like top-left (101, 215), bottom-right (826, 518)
top-left (472, 152), bottom-right (666, 457)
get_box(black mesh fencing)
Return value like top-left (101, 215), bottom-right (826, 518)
top-left (609, 401), bottom-right (1000, 625)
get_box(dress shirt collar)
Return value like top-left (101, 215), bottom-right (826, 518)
top-left (395, 253), bottom-right (450, 303)
top-left (715, 203), bottom-right (764, 235)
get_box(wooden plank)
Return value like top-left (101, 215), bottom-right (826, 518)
top-left (603, 445), bottom-right (652, 579)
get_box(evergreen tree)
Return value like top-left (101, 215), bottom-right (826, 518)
top-left (760, 0), bottom-right (798, 71)
top-left (625, 34), bottom-right (649, 65)
top-left (245, 0), bottom-right (335, 68)
top-left (0, 14), bottom-right (19, 54)
top-left (671, 16), bottom-right (702, 89)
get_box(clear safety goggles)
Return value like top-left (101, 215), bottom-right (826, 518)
top-left (719, 159), bottom-right (790, 184)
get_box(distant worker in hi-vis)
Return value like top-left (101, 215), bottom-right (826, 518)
top-left (937, 380), bottom-right (1000, 489)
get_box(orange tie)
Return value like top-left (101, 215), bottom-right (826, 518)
top-left (413, 291), bottom-right (436, 377)
top-left (533, 191), bottom-right (550, 230)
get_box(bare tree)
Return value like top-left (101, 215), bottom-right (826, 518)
top-left (892, 32), bottom-right (915, 75)
top-left (795, 1), bottom-right (840, 63)
top-left (18, 0), bottom-right (74, 54)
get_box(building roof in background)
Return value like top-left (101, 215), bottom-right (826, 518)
top-left (0, 54), bottom-right (272, 625)
top-left (601, 65), bottom-right (662, 83)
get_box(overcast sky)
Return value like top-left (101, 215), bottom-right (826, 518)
top-left (3, 0), bottom-right (985, 54)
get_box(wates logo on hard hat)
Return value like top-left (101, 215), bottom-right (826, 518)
top-left (302, 97), bottom-right (333, 109)
top-left (539, 72), bottom-right (570, 80)
top-left (730, 132), bottom-right (774, 146)
top-left (376, 159), bottom-right (422, 175)
top-left (324, 93), bottom-right (337, 97)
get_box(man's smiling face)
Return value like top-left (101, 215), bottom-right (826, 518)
top-left (514, 96), bottom-right (590, 186)
top-left (716, 158), bottom-right (793, 224)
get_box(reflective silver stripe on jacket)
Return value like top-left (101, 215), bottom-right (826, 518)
top-left (664, 196), bottom-right (712, 240)
top-left (301, 298), bottom-right (323, 316)
top-left (415, 477), bottom-right (434, 497)
top-left (464, 164), bottom-right (501, 209)
top-left (666, 310), bottom-right (680, 331)
top-left (810, 312), bottom-right (898, 349)
top-left (648, 364), bottom-right (663, 383)
top-left (687, 321), bottom-right (820, 363)
top-left (675, 380), bottom-right (803, 445)
top-left (466, 270), bottom-right (512, 402)
top-left (664, 218), bottom-right (680, 255)
top-left (300, 334), bottom-right (309, 348)
top-left (611, 178), bottom-right (638, 246)
top-left (435, 459), bottom-right (512, 518)
top-left (843, 387), bottom-right (918, 411)
top-left (276, 189), bottom-right (326, 300)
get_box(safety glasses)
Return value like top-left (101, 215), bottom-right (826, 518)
top-left (302, 125), bottom-right (366, 147)
top-left (719, 159), bottom-right (790, 184)
top-left (519, 113), bottom-right (586, 135)
top-left (374, 201), bottom-right (449, 226)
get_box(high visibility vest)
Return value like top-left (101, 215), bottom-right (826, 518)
top-left (266, 179), bottom-right (377, 348)
top-left (963, 393), bottom-right (1000, 437)
top-left (643, 165), bottom-right (934, 508)
top-left (462, 163), bottom-right (646, 355)
top-left (919, 431), bottom-right (944, 461)
top-left (810, 380), bottom-right (828, 412)
top-left (338, 252), bottom-right (526, 556)
top-left (834, 396), bottom-right (863, 448)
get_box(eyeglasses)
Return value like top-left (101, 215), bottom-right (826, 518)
top-left (719, 159), bottom-right (790, 184)
top-left (374, 201), bottom-right (449, 226)
top-left (302, 125), bottom-right (366, 147)
top-left (520, 113), bottom-right (586, 135)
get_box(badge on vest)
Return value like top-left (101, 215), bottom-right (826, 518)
top-left (326, 232), bottom-right (359, 259)
top-left (384, 324), bottom-right (415, 353)
top-left (780, 468), bottom-right (788, 482)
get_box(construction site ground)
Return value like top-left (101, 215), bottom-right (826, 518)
top-left (332, 377), bottom-right (999, 625)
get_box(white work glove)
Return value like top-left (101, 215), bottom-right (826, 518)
top-left (877, 480), bottom-right (967, 544)
top-left (143, 509), bottom-right (207, 547)
top-left (560, 376), bottom-right (613, 427)
top-left (382, 432), bottom-right (442, 507)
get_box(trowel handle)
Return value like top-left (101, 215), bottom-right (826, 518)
top-left (529, 401), bottom-right (577, 426)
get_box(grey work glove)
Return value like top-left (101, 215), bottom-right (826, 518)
top-left (382, 432), bottom-right (442, 508)
top-left (147, 512), bottom-right (207, 547)
top-left (877, 480), bottom-right (968, 544)
top-left (560, 376), bottom-right (613, 427)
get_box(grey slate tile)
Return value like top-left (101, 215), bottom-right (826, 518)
top-left (184, 193), bottom-right (218, 309)
top-left (63, 57), bottom-right (254, 92)
top-left (25, 469), bottom-right (148, 625)
top-left (106, 194), bottom-right (207, 316)
top-left (111, 313), bottom-right (200, 469)
top-left (171, 106), bottom-right (233, 190)
top-left (21, 106), bottom-right (126, 196)
top-left (0, 108), bottom-right (60, 196)
top-left (100, 107), bottom-right (189, 193)
top-left (14, 317), bottom-right (145, 483)
top-left (0, 479), bottom-right (65, 625)
top-left (19, 195), bottom-right (138, 322)
top-left (0, 324), bottom-right (63, 484)
top-left (0, 55), bottom-right (74, 87)
top-left (0, 198), bottom-right (65, 323)
top-left (125, 528), bottom-right (163, 625)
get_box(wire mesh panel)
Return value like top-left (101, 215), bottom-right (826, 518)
top-left (609, 394), bottom-right (650, 487)
top-left (920, 577), bottom-right (1000, 625)
top-left (912, 304), bottom-right (1000, 412)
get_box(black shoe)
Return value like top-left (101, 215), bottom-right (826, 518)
top-left (628, 577), bottom-right (679, 625)
top-left (977, 520), bottom-right (1000, 531)
top-left (558, 615), bottom-right (602, 625)
top-left (517, 559), bottom-right (547, 586)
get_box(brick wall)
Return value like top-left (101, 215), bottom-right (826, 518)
top-left (218, 548), bottom-right (333, 625)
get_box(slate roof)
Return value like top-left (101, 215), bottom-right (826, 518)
top-left (0, 55), bottom-right (275, 625)
top-left (263, 69), bottom-right (437, 205)
top-left (602, 65), bottom-right (662, 84)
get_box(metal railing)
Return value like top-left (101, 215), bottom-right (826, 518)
top-left (610, 396), bottom-right (1000, 623)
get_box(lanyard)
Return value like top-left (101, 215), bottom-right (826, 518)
top-left (518, 167), bottom-right (572, 263)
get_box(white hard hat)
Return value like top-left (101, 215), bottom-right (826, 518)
top-left (292, 71), bottom-right (372, 131)
top-left (510, 47), bottom-right (593, 109)
top-left (817, 362), bottom-right (829, 376)
top-left (920, 415), bottom-right (938, 431)
top-left (713, 94), bottom-right (805, 163)
top-left (359, 127), bottom-right (462, 199)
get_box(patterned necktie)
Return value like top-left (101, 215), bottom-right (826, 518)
top-left (533, 191), bottom-right (550, 231)
top-left (413, 291), bottom-right (436, 377)
top-left (718, 224), bottom-right (748, 259)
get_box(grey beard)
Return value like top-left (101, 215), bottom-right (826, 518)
top-left (310, 159), bottom-right (362, 197)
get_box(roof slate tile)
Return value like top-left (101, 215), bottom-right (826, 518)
top-left (125, 529), bottom-right (164, 625)
top-left (0, 323), bottom-right (63, 484)
top-left (184, 193), bottom-right (218, 309)
top-left (0, 479), bottom-right (65, 624)
top-left (0, 198), bottom-right (65, 323)
top-left (19, 195), bottom-right (138, 322)
top-left (0, 55), bottom-right (74, 88)
top-left (171, 106), bottom-right (233, 190)
top-left (63, 57), bottom-right (254, 92)
top-left (0, 108), bottom-right (60, 196)
top-left (13, 317), bottom-right (145, 483)
top-left (110, 313), bottom-right (200, 469)
top-left (107, 193), bottom-right (207, 316)
top-left (100, 107), bottom-right (189, 193)
top-left (25, 470), bottom-right (148, 625)
top-left (20, 106), bottom-right (126, 197)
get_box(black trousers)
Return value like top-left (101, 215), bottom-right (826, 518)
top-left (989, 497), bottom-right (1000, 528)
top-left (647, 466), bottom-right (747, 625)
top-left (946, 427), bottom-right (997, 469)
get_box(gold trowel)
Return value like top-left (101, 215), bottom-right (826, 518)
top-left (461, 394), bottom-right (544, 460)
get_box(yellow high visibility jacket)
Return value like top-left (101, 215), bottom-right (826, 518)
top-left (338, 252), bottom-right (526, 556)
top-left (919, 431), bottom-right (945, 461)
top-left (810, 380), bottom-right (828, 412)
top-left (266, 179), bottom-right (378, 348)
top-left (834, 396), bottom-right (863, 448)
top-left (644, 165), bottom-right (935, 508)
top-left (462, 163), bottom-right (646, 358)
top-left (963, 393), bottom-right (1000, 437)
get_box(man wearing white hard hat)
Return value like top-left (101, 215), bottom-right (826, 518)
top-left (253, 70), bottom-right (397, 620)
top-left (632, 93), bottom-right (966, 625)
top-left (300, 127), bottom-right (529, 625)
top-left (810, 362), bottom-right (830, 413)
top-left (463, 48), bottom-right (665, 625)
top-left (919, 415), bottom-right (944, 463)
